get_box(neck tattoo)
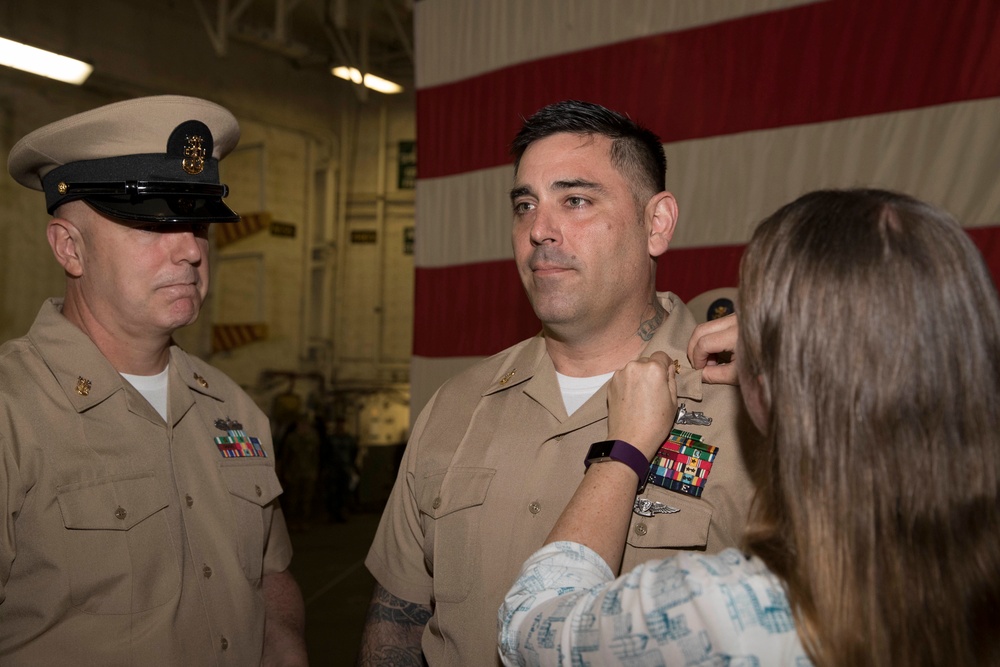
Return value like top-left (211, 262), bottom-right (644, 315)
top-left (636, 298), bottom-right (667, 341)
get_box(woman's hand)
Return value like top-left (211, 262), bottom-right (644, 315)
top-left (607, 350), bottom-right (678, 459)
top-left (687, 313), bottom-right (740, 385)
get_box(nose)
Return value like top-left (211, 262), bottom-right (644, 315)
top-left (170, 225), bottom-right (206, 264)
top-left (528, 207), bottom-right (560, 247)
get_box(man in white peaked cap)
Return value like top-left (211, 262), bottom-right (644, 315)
top-left (0, 96), bottom-right (307, 666)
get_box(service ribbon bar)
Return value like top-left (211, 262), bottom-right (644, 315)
top-left (214, 429), bottom-right (268, 458)
top-left (644, 428), bottom-right (719, 498)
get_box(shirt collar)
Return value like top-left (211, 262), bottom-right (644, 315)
top-left (26, 298), bottom-right (225, 418)
top-left (478, 292), bottom-right (705, 422)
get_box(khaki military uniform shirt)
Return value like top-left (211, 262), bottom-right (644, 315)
top-left (366, 292), bottom-right (756, 666)
top-left (0, 299), bottom-right (292, 666)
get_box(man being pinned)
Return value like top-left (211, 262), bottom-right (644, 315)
top-left (0, 96), bottom-right (307, 665)
top-left (359, 100), bottom-right (757, 665)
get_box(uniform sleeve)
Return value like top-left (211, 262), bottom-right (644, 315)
top-left (363, 391), bottom-right (439, 605)
top-left (262, 502), bottom-right (293, 574)
top-left (0, 431), bottom-right (26, 605)
top-left (500, 544), bottom-right (808, 667)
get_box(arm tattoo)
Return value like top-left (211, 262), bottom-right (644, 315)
top-left (356, 584), bottom-right (431, 667)
top-left (366, 585), bottom-right (432, 627)
top-left (359, 646), bottom-right (426, 667)
top-left (636, 297), bottom-right (667, 341)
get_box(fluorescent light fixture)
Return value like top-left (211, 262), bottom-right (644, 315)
top-left (0, 37), bottom-right (92, 85)
top-left (331, 66), bottom-right (403, 94)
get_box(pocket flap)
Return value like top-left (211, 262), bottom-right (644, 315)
top-left (220, 461), bottom-right (283, 506)
top-left (418, 467), bottom-right (495, 519)
top-left (626, 490), bottom-right (712, 549)
top-left (57, 473), bottom-right (168, 531)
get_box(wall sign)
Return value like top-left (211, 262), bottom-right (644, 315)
top-left (351, 230), bottom-right (378, 244)
top-left (270, 221), bottom-right (296, 238)
top-left (398, 140), bottom-right (416, 190)
top-left (404, 226), bottom-right (414, 254)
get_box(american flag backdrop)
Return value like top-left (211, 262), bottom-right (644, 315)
top-left (410, 0), bottom-right (1000, 414)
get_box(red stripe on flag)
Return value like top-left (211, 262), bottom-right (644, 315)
top-left (417, 0), bottom-right (1000, 179)
top-left (413, 261), bottom-right (538, 358)
top-left (414, 226), bottom-right (1000, 358)
top-left (657, 245), bottom-right (745, 304)
top-left (967, 227), bottom-right (1000, 284)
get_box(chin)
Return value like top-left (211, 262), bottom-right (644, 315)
top-left (528, 296), bottom-right (578, 324)
top-left (164, 302), bottom-right (202, 330)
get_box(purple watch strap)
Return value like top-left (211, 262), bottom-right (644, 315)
top-left (585, 440), bottom-right (650, 491)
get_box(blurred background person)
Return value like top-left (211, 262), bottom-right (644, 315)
top-left (280, 413), bottom-right (321, 530)
top-left (320, 416), bottom-right (359, 523)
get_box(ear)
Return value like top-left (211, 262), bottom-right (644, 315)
top-left (46, 218), bottom-right (85, 277)
top-left (740, 372), bottom-right (772, 436)
top-left (645, 191), bottom-right (678, 258)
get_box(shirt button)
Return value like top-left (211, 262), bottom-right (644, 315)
top-left (432, 497), bottom-right (441, 509)
top-left (255, 484), bottom-right (262, 497)
top-left (203, 565), bottom-right (213, 579)
top-left (185, 494), bottom-right (194, 508)
top-left (528, 501), bottom-right (541, 515)
top-left (220, 636), bottom-right (228, 651)
top-left (634, 523), bottom-right (648, 536)
top-left (114, 506), bottom-right (127, 520)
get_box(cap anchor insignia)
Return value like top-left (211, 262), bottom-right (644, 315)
top-left (182, 134), bottom-right (206, 175)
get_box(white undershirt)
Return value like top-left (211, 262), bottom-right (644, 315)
top-left (556, 370), bottom-right (614, 416)
top-left (120, 366), bottom-right (170, 421)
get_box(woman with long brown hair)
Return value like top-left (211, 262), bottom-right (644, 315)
top-left (500, 189), bottom-right (1000, 666)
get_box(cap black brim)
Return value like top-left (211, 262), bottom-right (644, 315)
top-left (84, 195), bottom-right (241, 224)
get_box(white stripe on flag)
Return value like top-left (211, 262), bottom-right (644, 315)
top-left (416, 98), bottom-right (1000, 269)
top-left (415, 0), bottom-right (825, 88)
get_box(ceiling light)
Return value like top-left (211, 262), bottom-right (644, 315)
top-left (331, 66), bottom-right (403, 94)
top-left (0, 37), bottom-right (92, 85)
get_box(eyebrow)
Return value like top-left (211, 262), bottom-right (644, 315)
top-left (509, 179), bottom-right (606, 202)
top-left (509, 185), bottom-right (533, 202)
top-left (552, 178), bottom-right (603, 193)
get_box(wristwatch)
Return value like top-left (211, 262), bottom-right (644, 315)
top-left (584, 440), bottom-right (650, 493)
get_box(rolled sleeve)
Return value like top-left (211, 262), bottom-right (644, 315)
top-left (0, 431), bottom-right (25, 605)
top-left (364, 394), bottom-right (438, 604)
top-left (263, 503), bottom-right (293, 574)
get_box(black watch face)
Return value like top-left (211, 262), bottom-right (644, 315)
top-left (587, 440), bottom-right (616, 460)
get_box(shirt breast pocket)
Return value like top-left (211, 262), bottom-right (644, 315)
top-left (417, 467), bottom-right (495, 603)
top-left (623, 489), bottom-right (713, 564)
top-left (219, 460), bottom-right (283, 580)
top-left (56, 472), bottom-right (177, 614)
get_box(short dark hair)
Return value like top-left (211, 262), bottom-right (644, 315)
top-left (510, 100), bottom-right (667, 205)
